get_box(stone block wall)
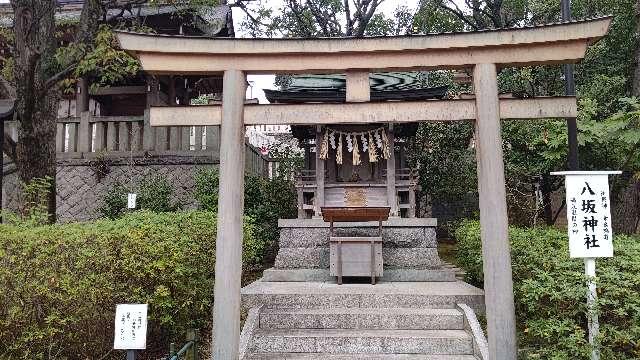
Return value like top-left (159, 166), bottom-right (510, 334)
top-left (2, 156), bottom-right (218, 223)
top-left (274, 219), bottom-right (442, 270)
top-left (2, 168), bottom-right (21, 214)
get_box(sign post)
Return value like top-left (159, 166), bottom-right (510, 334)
top-left (551, 171), bottom-right (621, 360)
top-left (114, 304), bottom-right (148, 360)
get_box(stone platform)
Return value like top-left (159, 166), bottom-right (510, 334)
top-left (273, 218), bottom-right (448, 281)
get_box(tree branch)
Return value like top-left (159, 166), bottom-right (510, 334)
top-left (478, 1), bottom-right (502, 28)
top-left (233, 0), bottom-right (271, 30)
top-left (306, 0), bottom-right (334, 37)
top-left (43, 62), bottom-right (78, 92)
top-left (283, 0), bottom-right (314, 37)
top-left (354, 0), bottom-right (384, 37)
top-left (437, 1), bottom-right (479, 30)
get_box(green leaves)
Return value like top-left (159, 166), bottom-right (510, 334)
top-left (194, 168), bottom-right (298, 267)
top-left (74, 25), bottom-right (140, 89)
top-left (455, 221), bottom-right (640, 359)
top-left (601, 98), bottom-right (640, 147)
top-left (99, 175), bottom-right (181, 219)
top-left (194, 168), bottom-right (220, 212)
top-left (0, 210), bottom-right (260, 359)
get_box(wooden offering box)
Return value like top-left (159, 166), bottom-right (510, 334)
top-left (321, 207), bottom-right (390, 285)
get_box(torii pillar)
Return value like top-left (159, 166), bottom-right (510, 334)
top-left (212, 70), bottom-right (246, 359)
top-left (474, 63), bottom-right (517, 358)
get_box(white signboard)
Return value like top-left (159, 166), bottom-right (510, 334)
top-left (553, 171), bottom-right (619, 258)
top-left (127, 193), bottom-right (137, 209)
top-left (114, 304), bottom-right (148, 350)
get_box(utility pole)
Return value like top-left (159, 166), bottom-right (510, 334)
top-left (562, 0), bottom-right (579, 170)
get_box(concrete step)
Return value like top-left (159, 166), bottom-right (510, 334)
top-left (262, 268), bottom-right (457, 282)
top-left (242, 281), bottom-right (485, 314)
top-left (260, 308), bottom-right (464, 330)
top-left (247, 353), bottom-right (478, 359)
top-left (250, 329), bottom-right (473, 354)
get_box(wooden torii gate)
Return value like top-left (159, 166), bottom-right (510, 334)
top-left (117, 17), bottom-right (611, 360)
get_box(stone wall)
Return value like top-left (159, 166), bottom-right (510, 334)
top-left (2, 168), bottom-right (21, 214)
top-left (274, 218), bottom-right (442, 270)
top-left (2, 156), bottom-right (218, 223)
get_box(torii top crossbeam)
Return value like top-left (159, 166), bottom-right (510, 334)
top-left (117, 17), bottom-right (610, 74)
top-left (116, 17), bottom-right (611, 360)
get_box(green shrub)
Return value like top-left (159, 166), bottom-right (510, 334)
top-left (455, 221), bottom-right (640, 359)
top-left (194, 168), bottom-right (219, 212)
top-left (12, 177), bottom-right (54, 225)
top-left (138, 175), bottom-right (181, 212)
top-left (99, 175), bottom-right (180, 219)
top-left (99, 182), bottom-right (128, 219)
top-left (246, 174), bottom-right (298, 266)
top-left (194, 169), bottom-right (297, 267)
top-left (0, 210), bottom-right (257, 360)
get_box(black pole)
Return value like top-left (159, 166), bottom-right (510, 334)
top-left (126, 350), bottom-right (136, 360)
top-left (562, 0), bottom-right (579, 170)
top-left (0, 116), bottom-right (4, 224)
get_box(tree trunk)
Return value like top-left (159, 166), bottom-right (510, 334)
top-left (541, 174), bottom-right (554, 226)
top-left (11, 0), bottom-right (59, 219)
top-left (613, 178), bottom-right (640, 235)
top-left (489, 1), bottom-right (504, 28)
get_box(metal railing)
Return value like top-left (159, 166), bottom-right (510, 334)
top-left (166, 329), bottom-right (199, 360)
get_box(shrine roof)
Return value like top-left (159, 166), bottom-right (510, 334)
top-left (0, 2), bottom-right (233, 37)
top-left (265, 73), bottom-right (449, 104)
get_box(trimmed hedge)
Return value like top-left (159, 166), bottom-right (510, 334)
top-left (455, 221), bottom-right (640, 359)
top-left (0, 211), bottom-right (259, 360)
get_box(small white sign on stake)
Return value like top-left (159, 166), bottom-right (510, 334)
top-left (127, 193), bottom-right (137, 209)
top-left (114, 304), bottom-right (148, 350)
top-left (553, 171), bottom-right (619, 258)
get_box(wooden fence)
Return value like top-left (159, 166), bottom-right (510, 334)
top-left (3, 110), bottom-right (270, 177)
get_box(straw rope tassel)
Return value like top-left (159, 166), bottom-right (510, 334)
top-left (320, 129), bottom-right (329, 160)
top-left (368, 132), bottom-right (378, 162)
top-left (336, 134), bottom-right (343, 165)
top-left (381, 129), bottom-right (391, 159)
top-left (352, 135), bottom-right (361, 166)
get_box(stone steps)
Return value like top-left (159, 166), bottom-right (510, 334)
top-left (260, 308), bottom-right (464, 330)
top-left (247, 354), bottom-right (478, 360)
top-left (242, 281), bottom-right (485, 314)
top-left (240, 282), bottom-right (485, 359)
top-left (249, 329), bottom-right (473, 354)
